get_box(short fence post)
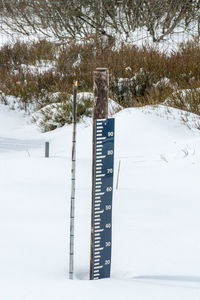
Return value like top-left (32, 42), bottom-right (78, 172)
top-left (45, 142), bottom-right (49, 158)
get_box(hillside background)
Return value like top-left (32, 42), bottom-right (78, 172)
top-left (0, 0), bottom-right (199, 131)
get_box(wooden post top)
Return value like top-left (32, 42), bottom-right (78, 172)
top-left (93, 68), bottom-right (109, 120)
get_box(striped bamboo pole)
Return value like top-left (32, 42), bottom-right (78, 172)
top-left (69, 81), bottom-right (78, 279)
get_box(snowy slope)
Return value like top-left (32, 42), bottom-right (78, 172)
top-left (1, 103), bottom-right (200, 300)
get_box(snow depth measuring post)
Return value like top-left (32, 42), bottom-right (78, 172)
top-left (69, 81), bottom-right (78, 280)
top-left (90, 68), bottom-right (115, 280)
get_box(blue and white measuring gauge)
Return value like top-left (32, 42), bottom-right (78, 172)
top-left (91, 118), bottom-right (115, 280)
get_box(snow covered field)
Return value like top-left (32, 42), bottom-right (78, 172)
top-left (1, 103), bottom-right (200, 299)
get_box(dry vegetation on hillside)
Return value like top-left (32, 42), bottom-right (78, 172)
top-left (0, 38), bottom-right (200, 114)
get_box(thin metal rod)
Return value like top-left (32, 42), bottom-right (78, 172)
top-left (69, 81), bottom-right (78, 280)
top-left (116, 160), bottom-right (121, 190)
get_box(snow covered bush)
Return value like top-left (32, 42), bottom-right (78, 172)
top-left (32, 92), bottom-right (122, 132)
top-left (166, 88), bottom-right (200, 115)
top-left (111, 69), bottom-right (153, 106)
top-left (32, 93), bottom-right (92, 132)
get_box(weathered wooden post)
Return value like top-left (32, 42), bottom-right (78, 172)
top-left (90, 68), bottom-right (115, 280)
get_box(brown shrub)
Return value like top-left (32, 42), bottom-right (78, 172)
top-left (0, 37), bottom-right (200, 114)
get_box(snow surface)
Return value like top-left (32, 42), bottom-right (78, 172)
top-left (1, 103), bottom-right (200, 299)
